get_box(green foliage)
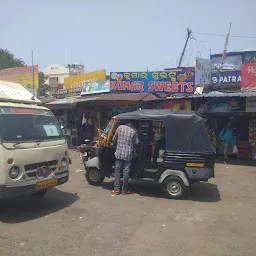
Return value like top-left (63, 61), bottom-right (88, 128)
top-left (0, 49), bottom-right (26, 69)
top-left (39, 72), bottom-right (50, 97)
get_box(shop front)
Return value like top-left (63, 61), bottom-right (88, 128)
top-left (92, 93), bottom-right (163, 129)
top-left (245, 96), bottom-right (256, 159)
top-left (47, 95), bottom-right (102, 147)
top-left (49, 76), bottom-right (109, 147)
top-left (193, 94), bottom-right (253, 159)
top-left (47, 97), bottom-right (80, 147)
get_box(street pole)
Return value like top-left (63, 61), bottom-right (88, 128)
top-left (32, 49), bottom-right (35, 97)
top-left (178, 28), bottom-right (192, 68)
top-left (221, 22), bottom-right (232, 69)
top-left (218, 22), bottom-right (232, 85)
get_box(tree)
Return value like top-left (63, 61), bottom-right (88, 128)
top-left (39, 72), bottom-right (50, 97)
top-left (0, 49), bottom-right (26, 69)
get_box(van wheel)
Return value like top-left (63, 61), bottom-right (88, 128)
top-left (32, 189), bottom-right (48, 198)
top-left (162, 177), bottom-right (187, 199)
top-left (86, 168), bottom-right (105, 186)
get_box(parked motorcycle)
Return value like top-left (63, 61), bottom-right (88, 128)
top-left (77, 139), bottom-right (99, 163)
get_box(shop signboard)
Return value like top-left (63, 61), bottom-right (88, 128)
top-left (109, 102), bottom-right (138, 116)
top-left (110, 71), bottom-right (195, 94)
top-left (211, 71), bottom-right (241, 86)
top-left (206, 97), bottom-right (245, 112)
top-left (243, 51), bottom-right (256, 64)
top-left (195, 58), bottom-right (211, 86)
top-left (64, 69), bottom-right (106, 90)
top-left (80, 80), bottom-right (110, 96)
top-left (211, 54), bottom-right (242, 71)
top-left (164, 99), bottom-right (191, 110)
top-left (55, 87), bottom-right (82, 99)
top-left (0, 65), bottom-right (39, 93)
top-left (241, 63), bottom-right (256, 90)
top-left (246, 97), bottom-right (256, 112)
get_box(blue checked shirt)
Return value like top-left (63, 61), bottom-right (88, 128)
top-left (112, 125), bottom-right (139, 161)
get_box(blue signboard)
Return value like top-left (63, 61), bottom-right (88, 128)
top-left (110, 71), bottom-right (195, 93)
top-left (196, 97), bottom-right (245, 112)
top-left (211, 71), bottom-right (241, 86)
top-left (55, 87), bottom-right (82, 99)
top-left (81, 80), bottom-right (110, 96)
top-left (211, 55), bottom-right (242, 70)
top-left (243, 51), bottom-right (256, 64)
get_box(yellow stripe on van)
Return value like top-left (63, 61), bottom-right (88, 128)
top-left (186, 163), bottom-right (204, 167)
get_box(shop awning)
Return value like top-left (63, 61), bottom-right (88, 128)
top-left (47, 97), bottom-right (78, 105)
top-left (189, 91), bottom-right (256, 98)
top-left (46, 95), bottom-right (101, 106)
top-left (40, 96), bottom-right (56, 104)
top-left (46, 92), bottom-right (160, 109)
top-left (74, 95), bottom-right (102, 103)
top-left (165, 91), bottom-right (256, 100)
top-left (96, 93), bottom-right (159, 101)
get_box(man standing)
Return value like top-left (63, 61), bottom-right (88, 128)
top-left (112, 123), bottom-right (139, 196)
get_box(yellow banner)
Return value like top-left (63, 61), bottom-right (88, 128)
top-left (0, 65), bottom-right (39, 91)
top-left (64, 69), bottom-right (106, 90)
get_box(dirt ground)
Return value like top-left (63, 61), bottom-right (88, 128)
top-left (0, 150), bottom-right (256, 256)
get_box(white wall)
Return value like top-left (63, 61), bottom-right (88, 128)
top-left (42, 64), bottom-right (70, 95)
top-left (42, 64), bottom-right (85, 95)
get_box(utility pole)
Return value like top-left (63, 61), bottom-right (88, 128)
top-left (221, 22), bottom-right (232, 69)
top-left (32, 49), bottom-right (35, 97)
top-left (218, 22), bottom-right (232, 85)
top-left (178, 28), bottom-right (192, 68)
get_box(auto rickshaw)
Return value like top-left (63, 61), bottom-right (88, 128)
top-left (84, 110), bottom-right (215, 199)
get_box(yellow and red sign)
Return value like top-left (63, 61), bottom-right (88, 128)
top-left (64, 69), bottom-right (106, 90)
top-left (164, 99), bottom-right (191, 110)
top-left (0, 65), bottom-right (39, 92)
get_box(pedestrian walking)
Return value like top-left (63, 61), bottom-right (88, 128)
top-left (219, 123), bottom-right (239, 160)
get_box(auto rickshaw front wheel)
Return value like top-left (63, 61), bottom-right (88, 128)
top-left (86, 167), bottom-right (105, 186)
top-left (162, 176), bottom-right (188, 199)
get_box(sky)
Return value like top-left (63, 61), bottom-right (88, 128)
top-left (1, 0), bottom-right (256, 73)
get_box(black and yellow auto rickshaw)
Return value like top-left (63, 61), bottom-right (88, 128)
top-left (84, 110), bottom-right (215, 199)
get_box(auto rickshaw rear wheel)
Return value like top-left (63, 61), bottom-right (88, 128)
top-left (162, 176), bottom-right (187, 199)
top-left (86, 167), bottom-right (105, 186)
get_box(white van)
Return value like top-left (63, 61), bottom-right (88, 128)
top-left (0, 81), bottom-right (69, 198)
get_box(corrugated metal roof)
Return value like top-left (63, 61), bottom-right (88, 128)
top-left (46, 97), bottom-right (78, 105)
top-left (46, 95), bottom-right (102, 105)
top-left (189, 91), bottom-right (256, 98)
top-left (96, 93), bottom-right (158, 101)
top-left (164, 91), bottom-right (256, 100)
top-left (40, 96), bottom-right (55, 104)
top-left (46, 92), bottom-right (159, 106)
top-left (74, 95), bottom-right (102, 103)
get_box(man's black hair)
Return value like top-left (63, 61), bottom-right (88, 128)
top-left (125, 122), bottom-right (133, 128)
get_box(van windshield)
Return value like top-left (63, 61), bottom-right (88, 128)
top-left (0, 107), bottom-right (64, 142)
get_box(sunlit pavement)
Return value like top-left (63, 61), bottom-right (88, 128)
top-left (0, 150), bottom-right (256, 256)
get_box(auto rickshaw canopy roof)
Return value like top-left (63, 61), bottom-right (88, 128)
top-left (116, 110), bottom-right (214, 153)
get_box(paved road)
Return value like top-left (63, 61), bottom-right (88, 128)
top-left (0, 150), bottom-right (256, 256)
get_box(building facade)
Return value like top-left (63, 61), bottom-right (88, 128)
top-left (42, 64), bottom-right (84, 95)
